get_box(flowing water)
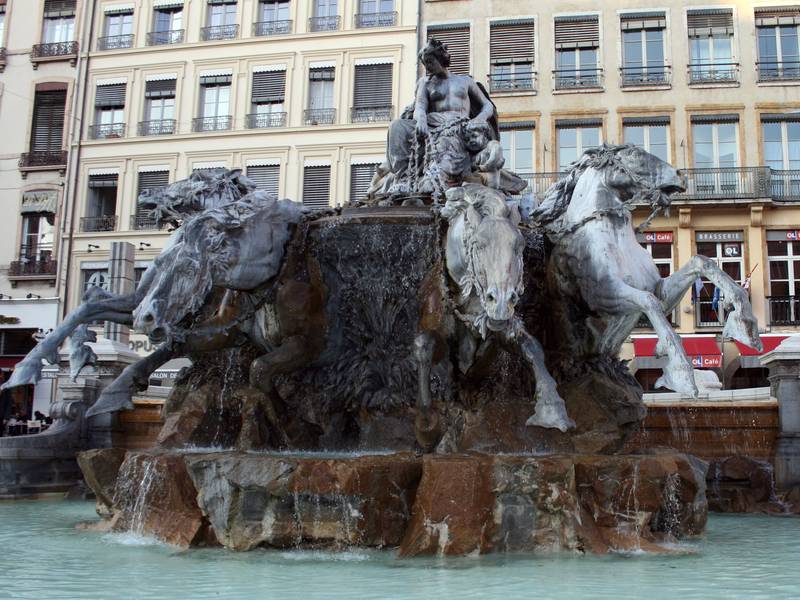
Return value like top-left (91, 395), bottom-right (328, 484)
top-left (0, 500), bottom-right (798, 600)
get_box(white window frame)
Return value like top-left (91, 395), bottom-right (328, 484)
top-left (557, 126), bottom-right (602, 172)
top-left (623, 123), bottom-right (670, 163)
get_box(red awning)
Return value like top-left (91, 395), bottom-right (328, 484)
top-left (633, 336), bottom-right (722, 368)
top-left (734, 335), bottom-right (787, 357)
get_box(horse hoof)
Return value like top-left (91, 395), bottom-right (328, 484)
top-left (526, 403), bottom-right (576, 432)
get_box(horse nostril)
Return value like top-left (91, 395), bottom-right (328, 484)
top-left (510, 292), bottom-right (519, 304)
top-left (142, 313), bottom-right (155, 324)
top-left (487, 292), bottom-right (496, 303)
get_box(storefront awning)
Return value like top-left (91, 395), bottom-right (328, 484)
top-left (633, 336), bottom-right (722, 369)
top-left (734, 335), bottom-right (788, 368)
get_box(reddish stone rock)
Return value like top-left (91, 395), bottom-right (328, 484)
top-left (707, 455), bottom-right (779, 513)
top-left (77, 448), bottom-right (127, 517)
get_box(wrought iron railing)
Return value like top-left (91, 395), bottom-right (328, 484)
top-left (354, 11), bottom-right (397, 28)
top-left (130, 214), bottom-right (160, 231)
top-left (687, 63), bottom-right (739, 84)
top-left (516, 172), bottom-right (563, 202)
top-left (146, 29), bottom-right (184, 46)
top-left (200, 24), bottom-right (239, 41)
top-left (488, 71), bottom-right (537, 93)
top-left (246, 112), bottom-right (287, 129)
top-left (192, 115), bottom-right (232, 132)
top-left (89, 123), bottom-right (126, 140)
top-left (696, 297), bottom-right (729, 328)
top-left (31, 40), bottom-right (79, 59)
top-left (351, 105), bottom-right (393, 123)
top-left (0, 47), bottom-right (6, 70)
top-left (81, 215), bottom-right (117, 232)
top-left (553, 68), bottom-right (603, 90)
top-left (308, 15), bottom-right (340, 32)
top-left (8, 251), bottom-right (57, 277)
top-left (19, 151), bottom-right (68, 169)
top-left (771, 170), bottom-right (800, 201)
top-left (97, 34), bottom-right (134, 50)
top-left (620, 65), bottom-right (671, 87)
top-left (253, 20), bottom-right (292, 36)
top-left (137, 119), bottom-right (176, 136)
top-left (767, 296), bottom-right (800, 326)
top-left (677, 167), bottom-right (767, 200)
top-left (757, 61), bottom-right (800, 82)
top-left (636, 311), bottom-right (678, 329)
top-left (304, 108), bottom-right (336, 125)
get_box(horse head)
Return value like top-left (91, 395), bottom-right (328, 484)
top-left (138, 168), bottom-right (257, 228)
top-left (133, 195), bottom-right (303, 342)
top-left (442, 184), bottom-right (524, 337)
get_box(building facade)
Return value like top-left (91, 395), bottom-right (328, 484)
top-left (0, 0), bottom-right (85, 416)
top-left (422, 0), bottom-right (800, 390)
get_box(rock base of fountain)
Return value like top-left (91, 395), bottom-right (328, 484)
top-left (80, 448), bottom-right (708, 555)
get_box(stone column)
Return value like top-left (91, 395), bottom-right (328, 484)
top-left (104, 241), bottom-right (135, 344)
top-left (761, 335), bottom-right (800, 490)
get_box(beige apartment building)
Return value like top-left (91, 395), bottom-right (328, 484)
top-left (422, 0), bottom-right (800, 390)
top-left (65, 0), bottom-right (417, 363)
top-left (0, 0), bottom-right (85, 415)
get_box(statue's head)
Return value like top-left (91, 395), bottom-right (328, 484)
top-left (442, 184), bottom-right (524, 337)
top-left (419, 38), bottom-right (451, 75)
top-left (464, 121), bottom-right (493, 152)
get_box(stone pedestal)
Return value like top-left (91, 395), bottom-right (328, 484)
top-left (761, 335), bottom-right (800, 490)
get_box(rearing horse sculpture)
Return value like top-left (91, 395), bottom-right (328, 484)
top-left (534, 145), bottom-right (762, 397)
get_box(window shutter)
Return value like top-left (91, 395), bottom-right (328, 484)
top-left (554, 15), bottom-right (600, 49)
top-left (43, 0), bottom-right (76, 18)
top-left (761, 113), bottom-right (800, 123)
top-left (251, 71), bottom-right (286, 103)
top-left (755, 6), bottom-right (800, 27)
top-left (95, 83), bottom-right (126, 108)
top-left (247, 165), bottom-right (280, 196)
top-left (427, 24), bottom-right (470, 75)
top-left (490, 19), bottom-right (535, 64)
top-left (137, 171), bottom-right (169, 195)
top-left (350, 163), bottom-right (378, 203)
top-left (145, 79), bottom-right (176, 99)
top-left (302, 165), bottom-right (331, 209)
top-left (620, 12), bottom-right (666, 31)
top-left (88, 174), bottom-right (119, 188)
top-left (556, 118), bottom-right (603, 128)
top-left (199, 74), bottom-right (232, 86)
top-left (309, 67), bottom-right (335, 81)
top-left (687, 9), bottom-right (734, 36)
top-left (622, 115), bottom-right (671, 126)
top-left (690, 114), bottom-right (739, 124)
top-left (353, 64), bottom-right (392, 108)
top-left (31, 90), bottom-right (67, 153)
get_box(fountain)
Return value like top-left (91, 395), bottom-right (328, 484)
top-left (3, 39), bottom-right (766, 555)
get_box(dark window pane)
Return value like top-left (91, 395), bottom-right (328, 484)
top-left (770, 260), bottom-right (790, 280)
top-left (771, 281), bottom-right (790, 296)
top-left (696, 242), bottom-right (717, 257)
top-left (651, 243), bottom-right (672, 259)
top-left (768, 240), bottom-right (789, 257)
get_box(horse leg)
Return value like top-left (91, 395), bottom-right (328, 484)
top-left (86, 344), bottom-right (176, 417)
top-left (510, 323), bottom-right (575, 432)
top-left (659, 255), bottom-right (762, 352)
top-left (608, 282), bottom-right (698, 397)
top-left (413, 331), bottom-right (441, 452)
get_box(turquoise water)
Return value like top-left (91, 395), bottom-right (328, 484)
top-left (0, 501), bottom-right (798, 600)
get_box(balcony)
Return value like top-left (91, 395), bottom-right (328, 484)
top-left (253, 20), bottom-right (292, 36)
top-left (146, 29), bottom-right (184, 46)
top-left (354, 11), bottom-right (397, 28)
top-left (687, 63), bottom-right (739, 85)
top-left (553, 68), bottom-right (603, 91)
top-left (488, 71), bottom-right (537, 94)
top-left (767, 296), bottom-right (800, 326)
top-left (200, 24), bottom-right (239, 41)
top-left (696, 299), bottom-right (728, 328)
top-left (138, 119), bottom-right (176, 136)
top-left (8, 251), bottom-right (57, 282)
top-left (620, 65), bottom-right (671, 88)
top-left (351, 105), bottom-right (393, 123)
top-left (81, 215), bottom-right (117, 233)
top-left (309, 16), bottom-right (340, 32)
top-left (771, 170), bottom-right (800, 201)
top-left (304, 108), bottom-right (336, 125)
top-left (192, 116), bottom-right (232, 132)
top-left (516, 172), bottom-right (563, 203)
top-left (677, 167), bottom-right (767, 201)
top-left (30, 41), bottom-right (78, 68)
top-left (97, 34), bottom-right (134, 51)
top-left (89, 123), bottom-right (126, 140)
top-left (130, 214), bottom-right (160, 231)
top-left (0, 47), bottom-right (6, 72)
top-left (246, 112), bottom-right (287, 129)
top-left (19, 151), bottom-right (68, 176)
top-left (757, 61), bottom-right (800, 83)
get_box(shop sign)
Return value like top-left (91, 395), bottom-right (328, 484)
top-left (696, 231), bottom-right (744, 243)
top-left (641, 231), bottom-right (673, 244)
top-left (767, 230), bottom-right (800, 241)
top-left (690, 355), bottom-right (722, 369)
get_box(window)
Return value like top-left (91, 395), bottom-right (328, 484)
top-left (30, 87), bottom-right (67, 156)
top-left (203, 0), bottom-right (238, 39)
top-left (134, 170), bottom-right (169, 229)
top-left (20, 213), bottom-right (54, 263)
top-left (84, 174), bottom-right (118, 232)
top-left (141, 78), bottom-right (176, 135)
top-left (355, 0), bottom-right (395, 28)
top-left (100, 8), bottom-right (134, 49)
top-left (83, 268), bottom-right (109, 293)
top-left (687, 9), bottom-right (735, 83)
top-left (313, 0), bottom-right (337, 18)
top-left (246, 164), bottom-right (280, 197)
top-left (556, 121), bottom-right (601, 172)
top-left (623, 117), bottom-right (669, 162)
top-left (499, 125), bottom-right (534, 173)
top-left (426, 24), bottom-right (470, 76)
top-left (756, 7), bottom-right (800, 80)
top-left (620, 12), bottom-right (666, 86)
top-left (248, 69), bottom-right (286, 128)
top-left (691, 115), bottom-right (739, 194)
top-left (695, 232), bottom-right (744, 326)
top-left (352, 63), bottom-right (392, 122)
top-left (0, 4), bottom-right (5, 45)
top-left (149, 3), bottom-right (183, 45)
top-left (350, 162), bottom-right (380, 203)
top-left (195, 74), bottom-right (232, 131)
top-left (42, 0), bottom-right (76, 43)
top-left (554, 16), bottom-right (600, 89)
top-left (303, 165), bottom-right (331, 208)
top-left (306, 67), bottom-right (335, 124)
top-left (134, 266), bottom-right (149, 289)
top-left (636, 231), bottom-right (675, 327)
top-left (92, 82), bottom-right (126, 139)
top-left (767, 231), bottom-right (800, 325)
top-left (310, 0), bottom-right (338, 31)
top-left (489, 19), bottom-right (535, 92)
top-left (763, 114), bottom-right (800, 197)
top-left (256, 0), bottom-right (291, 35)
